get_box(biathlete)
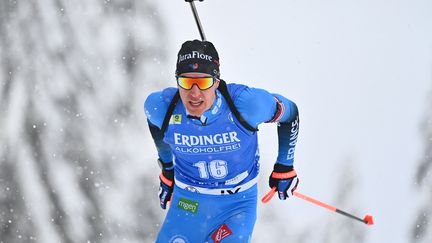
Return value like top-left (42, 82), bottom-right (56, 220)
top-left (144, 40), bottom-right (300, 243)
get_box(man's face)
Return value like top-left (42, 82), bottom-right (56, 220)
top-left (178, 72), bottom-right (219, 117)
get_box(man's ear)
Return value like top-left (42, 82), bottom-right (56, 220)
top-left (214, 79), bottom-right (220, 89)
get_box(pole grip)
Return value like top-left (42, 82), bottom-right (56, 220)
top-left (261, 187), bottom-right (277, 203)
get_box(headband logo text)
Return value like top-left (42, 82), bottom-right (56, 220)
top-left (179, 51), bottom-right (213, 63)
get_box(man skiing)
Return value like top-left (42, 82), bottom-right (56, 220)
top-left (144, 40), bottom-right (300, 243)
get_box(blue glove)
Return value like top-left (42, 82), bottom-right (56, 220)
top-left (158, 159), bottom-right (174, 209)
top-left (269, 163), bottom-right (299, 200)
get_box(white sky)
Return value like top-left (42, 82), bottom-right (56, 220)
top-left (157, 1), bottom-right (432, 242)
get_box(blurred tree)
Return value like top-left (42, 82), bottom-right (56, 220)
top-left (412, 87), bottom-right (432, 242)
top-left (288, 159), bottom-right (367, 243)
top-left (0, 0), bottom-right (167, 242)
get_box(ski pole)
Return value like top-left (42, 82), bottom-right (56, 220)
top-left (185, 0), bottom-right (207, 41)
top-left (262, 187), bottom-right (374, 226)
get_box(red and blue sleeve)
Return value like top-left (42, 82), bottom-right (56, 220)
top-left (235, 87), bottom-right (299, 166)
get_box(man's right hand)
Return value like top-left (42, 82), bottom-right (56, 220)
top-left (158, 160), bottom-right (174, 209)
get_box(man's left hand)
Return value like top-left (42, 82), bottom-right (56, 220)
top-left (269, 163), bottom-right (299, 200)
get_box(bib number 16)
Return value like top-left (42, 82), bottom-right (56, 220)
top-left (193, 160), bottom-right (228, 179)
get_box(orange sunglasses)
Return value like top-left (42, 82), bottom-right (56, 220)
top-left (176, 76), bottom-right (217, 90)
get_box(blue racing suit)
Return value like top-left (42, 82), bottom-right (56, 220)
top-left (144, 83), bottom-right (299, 243)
